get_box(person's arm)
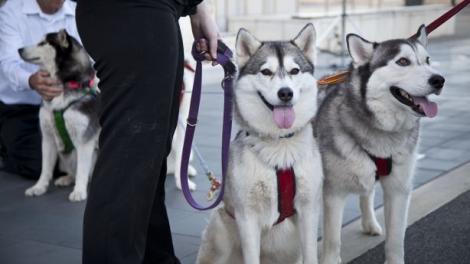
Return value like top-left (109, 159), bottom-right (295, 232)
top-left (0, 7), bottom-right (62, 100)
top-left (190, 1), bottom-right (219, 61)
top-left (0, 8), bottom-right (35, 92)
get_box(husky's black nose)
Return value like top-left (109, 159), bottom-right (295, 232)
top-left (429, 74), bottom-right (445, 90)
top-left (18, 48), bottom-right (24, 55)
top-left (278, 87), bottom-right (293, 102)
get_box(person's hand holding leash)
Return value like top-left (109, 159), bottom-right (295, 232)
top-left (190, 1), bottom-right (219, 64)
top-left (29, 70), bottom-right (62, 101)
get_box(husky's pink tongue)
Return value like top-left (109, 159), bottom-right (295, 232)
top-left (412, 96), bottom-right (438, 118)
top-left (273, 106), bottom-right (295, 129)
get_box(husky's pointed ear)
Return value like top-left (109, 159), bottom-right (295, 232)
top-left (347, 34), bottom-right (375, 65)
top-left (236, 28), bottom-right (262, 67)
top-left (293, 23), bottom-right (316, 63)
top-left (57, 29), bottom-right (69, 48)
top-left (413, 24), bottom-right (428, 47)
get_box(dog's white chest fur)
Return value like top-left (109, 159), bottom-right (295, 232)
top-left (197, 126), bottom-right (323, 264)
top-left (226, 126), bottom-right (322, 224)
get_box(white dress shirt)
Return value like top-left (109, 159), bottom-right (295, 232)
top-left (0, 0), bottom-right (80, 105)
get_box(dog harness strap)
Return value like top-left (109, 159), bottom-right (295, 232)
top-left (223, 167), bottom-right (296, 225)
top-left (53, 109), bottom-right (75, 154)
top-left (275, 167), bottom-right (296, 225)
top-left (52, 95), bottom-right (92, 154)
top-left (368, 154), bottom-right (392, 179)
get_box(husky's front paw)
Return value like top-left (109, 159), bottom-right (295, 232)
top-left (362, 219), bottom-right (383, 236)
top-left (176, 179), bottom-right (197, 191)
top-left (54, 175), bottom-right (74, 187)
top-left (69, 189), bottom-right (87, 202)
top-left (25, 184), bottom-right (48, 197)
top-left (188, 165), bottom-right (198, 177)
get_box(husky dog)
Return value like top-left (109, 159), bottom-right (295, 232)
top-left (167, 63), bottom-right (198, 191)
top-left (19, 30), bottom-right (100, 202)
top-left (316, 25), bottom-right (445, 264)
top-left (197, 24), bottom-right (323, 264)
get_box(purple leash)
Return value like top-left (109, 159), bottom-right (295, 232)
top-left (180, 40), bottom-right (236, 210)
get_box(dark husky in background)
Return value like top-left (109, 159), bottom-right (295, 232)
top-left (19, 29), bottom-right (100, 202)
top-left (315, 25), bottom-right (445, 264)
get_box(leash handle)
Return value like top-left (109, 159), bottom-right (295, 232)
top-left (180, 40), bottom-right (235, 210)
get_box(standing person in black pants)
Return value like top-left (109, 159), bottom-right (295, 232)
top-left (75, 0), bottom-right (219, 263)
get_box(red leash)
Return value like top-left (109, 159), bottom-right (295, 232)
top-left (426, 0), bottom-right (470, 35)
top-left (320, 0), bottom-right (470, 86)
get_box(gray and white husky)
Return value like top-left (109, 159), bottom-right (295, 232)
top-left (197, 24), bottom-right (323, 264)
top-left (19, 30), bottom-right (100, 202)
top-left (316, 25), bottom-right (445, 264)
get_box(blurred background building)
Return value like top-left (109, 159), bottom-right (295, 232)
top-left (180, 0), bottom-right (462, 56)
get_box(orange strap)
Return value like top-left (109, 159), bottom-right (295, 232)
top-left (317, 71), bottom-right (350, 86)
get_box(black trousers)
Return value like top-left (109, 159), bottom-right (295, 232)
top-left (76, 1), bottom-right (184, 263)
top-left (0, 102), bottom-right (42, 179)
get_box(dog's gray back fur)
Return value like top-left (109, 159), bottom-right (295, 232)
top-left (67, 94), bottom-right (100, 143)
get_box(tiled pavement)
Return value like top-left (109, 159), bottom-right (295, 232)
top-left (1, 34), bottom-right (470, 264)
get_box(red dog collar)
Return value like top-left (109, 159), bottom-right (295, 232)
top-left (65, 75), bottom-right (95, 90)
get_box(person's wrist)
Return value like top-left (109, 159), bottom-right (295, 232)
top-left (190, 1), bottom-right (207, 20)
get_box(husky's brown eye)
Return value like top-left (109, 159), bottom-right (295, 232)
top-left (426, 57), bottom-right (431, 65)
top-left (396, 57), bottom-right (411, 66)
top-left (289, 68), bottom-right (300, 75)
top-left (261, 69), bottom-right (273, 76)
